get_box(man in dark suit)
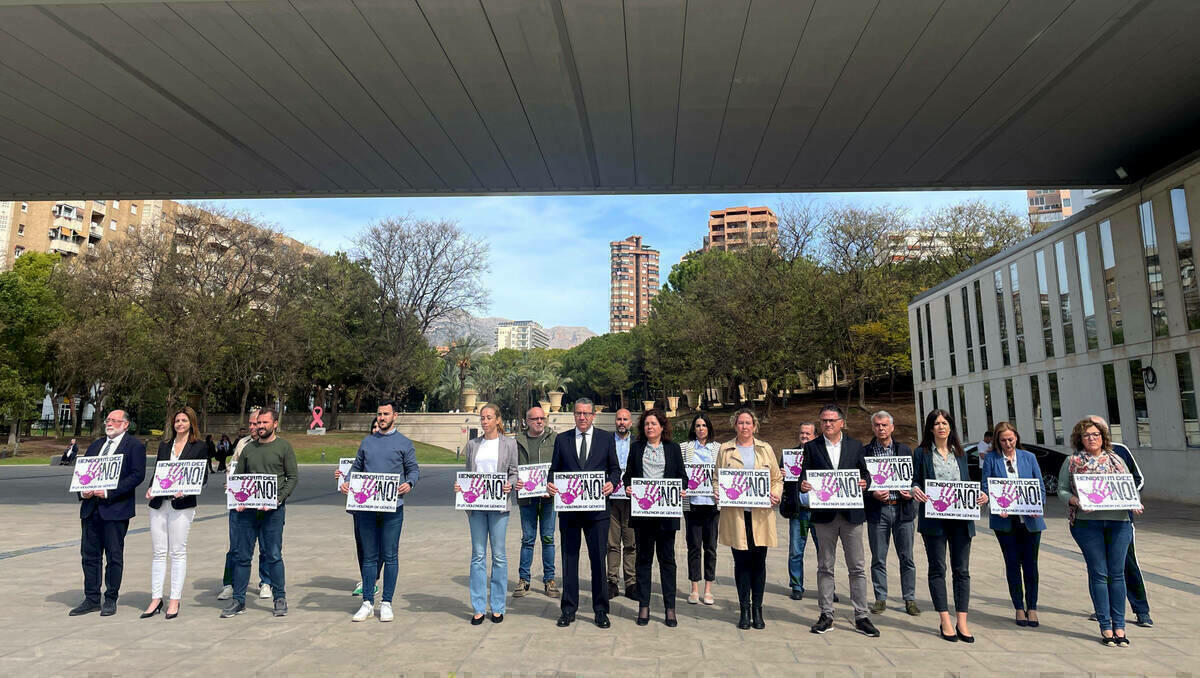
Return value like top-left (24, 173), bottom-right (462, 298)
top-left (800, 404), bottom-right (878, 637)
top-left (547, 398), bottom-right (621, 628)
top-left (59, 438), bottom-right (79, 465)
top-left (863, 410), bottom-right (919, 617)
top-left (70, 410), bottom-right (147, 616)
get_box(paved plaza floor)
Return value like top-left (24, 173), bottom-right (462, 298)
top-left (0, 463), bottom-right (1197, 677)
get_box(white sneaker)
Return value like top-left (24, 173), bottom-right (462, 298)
top-left (379, 602), bottom-right (393, 622)
top-left (352, 601), bottom-right (373, 622)
top-left (259, 584), bottom-right (272, 600)
top-left (217, 585), bottom-right (233, 600)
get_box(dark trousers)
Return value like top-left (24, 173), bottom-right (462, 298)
top-left (1125, 524), bottom-right (1150, 615)
top-left (232, 506), bottom-right (286, 603)
top-left (560, 514), bottom-right (610, 616)
top-left (80, 513), bottom-right (128, 604)
top-left (223, 510), bottom-right (272, 588)
top-left (731, 511), bottom-right (767, 607)
top-left (684, 504), bottom-right (719, 582)
top-left (923, 528), bottom-right (972, 613)
top-left (634, 524), bottom-right (677, 609)
top-left (994, 521), bottom-right (1041, 611)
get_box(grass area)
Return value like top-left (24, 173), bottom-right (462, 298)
top-left (0, 431), bottom-right (459, 465)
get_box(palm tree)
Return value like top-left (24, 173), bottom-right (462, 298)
top-left (446, 335), bottom-right (487, 394)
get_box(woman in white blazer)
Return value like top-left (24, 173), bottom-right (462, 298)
top-left (455, 403), bottom-right (518, 624)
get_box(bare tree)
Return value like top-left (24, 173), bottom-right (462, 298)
top-left (917, 200), bottom-right (1033, 279)
top-left (775, 198), bottom-right (832, 262)
top-left (351, 216), bottom-right (490, 335)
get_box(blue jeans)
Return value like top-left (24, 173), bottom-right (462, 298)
top-left (223, 510), bottom-right (271, 588)
top-left (1070, 520), bottom-right (1133, 631)
top-left (867, 506), bottom-right (917, 602)
top-left (354, 508), bottom-right (404, 604)
top-left (232, 506), bottom-right (286, 603)
top-left (518, 499), bottom-right (555, 583)
top-left (468, 510), bottom-right (509, 615)
top-left (787, 511), bottom-right (817, 592)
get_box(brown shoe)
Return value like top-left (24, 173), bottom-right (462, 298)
top-left (513, 580), bottom-right (531, 598)
top-left (545, 580), bottom-right (561, 598)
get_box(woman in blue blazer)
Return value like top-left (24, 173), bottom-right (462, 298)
top-left (911, 409), bottom-right (988, 643)
top-left (980, 422), bottom-right (1047, 628)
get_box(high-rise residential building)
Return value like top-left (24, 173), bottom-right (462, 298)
top-left (494, 320), bottom-right (550, 351)
top-left (610, 235), bottom-right (659, 333)
top-left (704, 206), bottom-right (778, 252)
top-left (1027, 189), bottom-right (1120, 225)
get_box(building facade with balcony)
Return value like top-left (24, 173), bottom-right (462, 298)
top-left (1, 197), bottom-right (167, 269)
top-left (610, 235), bottom-right (659, 333)
top-left (911, 154), bottom-right (1200, 502)
top-left (704, 206), bottom-right (778, 252)
top-left (494, 320), bottom-right (550, 351)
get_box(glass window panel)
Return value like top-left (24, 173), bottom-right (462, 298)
top-left (994, 271), bottom-right (1011, 366)
top-left (1177, 352), bottom-right (1200, 447)
top-left (974, 280), bottom-right (988, 370)
top-left (961, 288), bottom-right (975, 373)
top-left (1129, 359), bottom-right (1151, 447)
top-left (958, 385), bottom-right (968, 441)
top-left (1102, 363), bottom-right (1123, 444)
top-left (925, 303), bottom-right (935, 380)
top-left (1170, 188), bottom-right (1200, 330)
top-left (1005, 378), bottom-right (1016, 428)
top-left (1010, 263), bottom-right (1027, 363)
top-left (1055, 240), bottom-right (1075, 354)
top-left (984, 382), bottom-right (994, 433)
top-left (1140, 200), bottom-right (1169, 337)
top-left (1049, 371), bottom-right (1063, 444)
top-left (1036, 250), bottom-right (1054, 358)
top-left (916, 306), bottom-right (925, 382)
top-left (1098, 221), bottom-right (1122, 345)
top-left (1030, 375), bottom-right (1045, 444)
top-left (944, 295), bottom-right (956, 377)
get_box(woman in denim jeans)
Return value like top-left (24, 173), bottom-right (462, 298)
top-left (1058, 418), bottom-right (1142, 647)
top-left (456, 404), bottom-right (519, 624)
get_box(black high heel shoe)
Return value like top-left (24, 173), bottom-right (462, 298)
top-left (939, 623), bottom-right (958, 642)
top-left (140, 601), bottom-right (163, 619)
top-left (636, 607), bottom-right (650, 626)
top-left (165, 603), bottom-right (180, 620)
top-left (664, 609), bottom-right (677, 628)
top-left (956, 625), bottom-right (975, 643)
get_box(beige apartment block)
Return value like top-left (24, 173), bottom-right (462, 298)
top-left (609, 234), bottom-right (659, 333)
top-left (2, 197), bottom-right (167, 270)
top-left (704, 206), bottom-right (778, 252)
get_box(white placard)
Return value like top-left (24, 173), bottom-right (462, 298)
top-left (924, 480), bottom-right (981, 520)
top-left (610, 476), bottom-right (628, 499)
top-left (455, 472), bottom-right (508, 511)
top-left (988, 477), bottom-right (1043, 517)
top-left (1074, 473), bottom-right (1142, 511)
top-left (685, 463), bottom-right (714, 496)
top-left (517, 463), bottom-right (550, 499)
top-left (70, 455), bottom-right (124, 493)
top-left (345, 472), bottom-right (404, 512)
top-left (630, 478), bottom-right (683, 518)
top-left (553, 471), bottom-right (607, 512)
top-left (337, 457), bottom-right (355, 488)
top-left (226, 474), bottom-right (278, 510)
top-left (148, 460), bottom-right (207, 497)
top-left (781, 449), bottom-right (804, 481)
top-left (807, 469), bottom-right (865, 509)
top-left (866, 456), bottom-right (914, 491)
top-left (716, 468), bottom-right (772, 509)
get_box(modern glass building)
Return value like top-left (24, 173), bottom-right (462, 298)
top-left (910, 152), bottom-right (1200, 501)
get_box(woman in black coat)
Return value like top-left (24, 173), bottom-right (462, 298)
top-left (622, 408), bottom-right (688, 627)
top-left (142, 407), bottom-right (209, 619)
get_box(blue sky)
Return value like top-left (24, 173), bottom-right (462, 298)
top-left (210, 189), bottom-right (1027, 334)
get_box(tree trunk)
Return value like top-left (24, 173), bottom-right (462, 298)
top-left (329, 384), bottom-right (341, 430)
top-left (200, 388), bottom-right (209, 434)
top-left (889, 369), bottom-right (896, 403)
top-left (73, 389), bottom-right (88, 437)
top-left (239, 377), bottom-right (251, 425)
top-left (857, 375), bottom-right (868, 413)
top-left (7, 419), bottom-right (17, 446)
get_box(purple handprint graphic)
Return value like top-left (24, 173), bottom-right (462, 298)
top-left (75, 460), bottom-right (101, 486)
top-left (687, 466), bottom-right (705, 490)
top-left (227, 480), bottom-right (252, 503)
top-left (354, 478), bottom-right (378, 505)
top-left (870, 462), bottom-right (893, 487)
top-left (721, 474), bottom-right (749, 500)
top-left (462, 476), bottom-right (486, 504)
top-left (560, 477), bottom-right (582, 504)
top-left (930, 486), bottom-right (952, 513)
top-left (992, 483), bottom-right (1019, 509)
top-left (158, 465), bottom-right (183, 490)
top-left (522, 468), bottom-right (545, 492)
top-left (1083, 477), bottom-right (1112, 505)
top-left (635, 484), bottom-right (662, 511)
top-left (815, 475), bottom-right (840, 502)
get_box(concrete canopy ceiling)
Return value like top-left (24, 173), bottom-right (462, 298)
top-left (1, 0), bottom-right (1199, 199)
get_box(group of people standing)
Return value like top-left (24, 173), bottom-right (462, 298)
top-left (66, 399), bottom-right (1154, 648)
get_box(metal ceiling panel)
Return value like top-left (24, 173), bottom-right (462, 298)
top-left (625, 0), bottom-right (686, 187)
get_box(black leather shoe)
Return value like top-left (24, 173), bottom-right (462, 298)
top-left (594, 612), bottom-right (610, 628)
top-left (69, 601), bottom-right (101, 616)
top-left (489, 613), bottom-right (503, 624)
top-left (790, 590), bottom-right (804, 600)
top-left (636, 607), bottom-right (650, 626)
top-left (556, 613), bottom-right (574, 627)
top-left (665, 610), bottom-right (678, 628)
top-left (940, 624), bottom-right (958, 642)
top-left (955, 625), bottom-right (974, 643)
top-left (751, 606), bottom-right (765, 630)
top-left (737, 604), bottom-right (752, 630)
top-left (140, 601), bottom-right (163, 619)
top-left (471, 614), bottom-right (485, 625)
top-left (100, 600), bottom-right (117, 617)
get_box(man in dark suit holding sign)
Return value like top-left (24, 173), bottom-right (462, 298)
top-left (71, 410), bottom-right (147, 617)
top-left (800, 404), bottom-right (878, 637)
top-left (547, 398), bottom-right (621, 628)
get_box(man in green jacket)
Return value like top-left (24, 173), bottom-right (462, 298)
top-left (221, 408), bottom-right (299, 619)
top-left (514, 406), bottom-right (558, 598)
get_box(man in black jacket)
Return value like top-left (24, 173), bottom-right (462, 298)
top-left (800, 404), bottom-right (878, 637)
top-left (864, 411), bottom-right (919, 617)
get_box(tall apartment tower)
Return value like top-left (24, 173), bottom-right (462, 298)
top-left (704, 206), bottom-right (778, 251)
top-left (494, 320), bottom-right (550, 351)
top-left (609, 235), bottom-right (660, 333)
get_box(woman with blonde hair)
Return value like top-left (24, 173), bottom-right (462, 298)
top-left (455, 404), bottom-right (518, 624)
top-left (715, 408), bottom-right (782, 629)
top-left (142, 406), bottom-right (208, 619)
